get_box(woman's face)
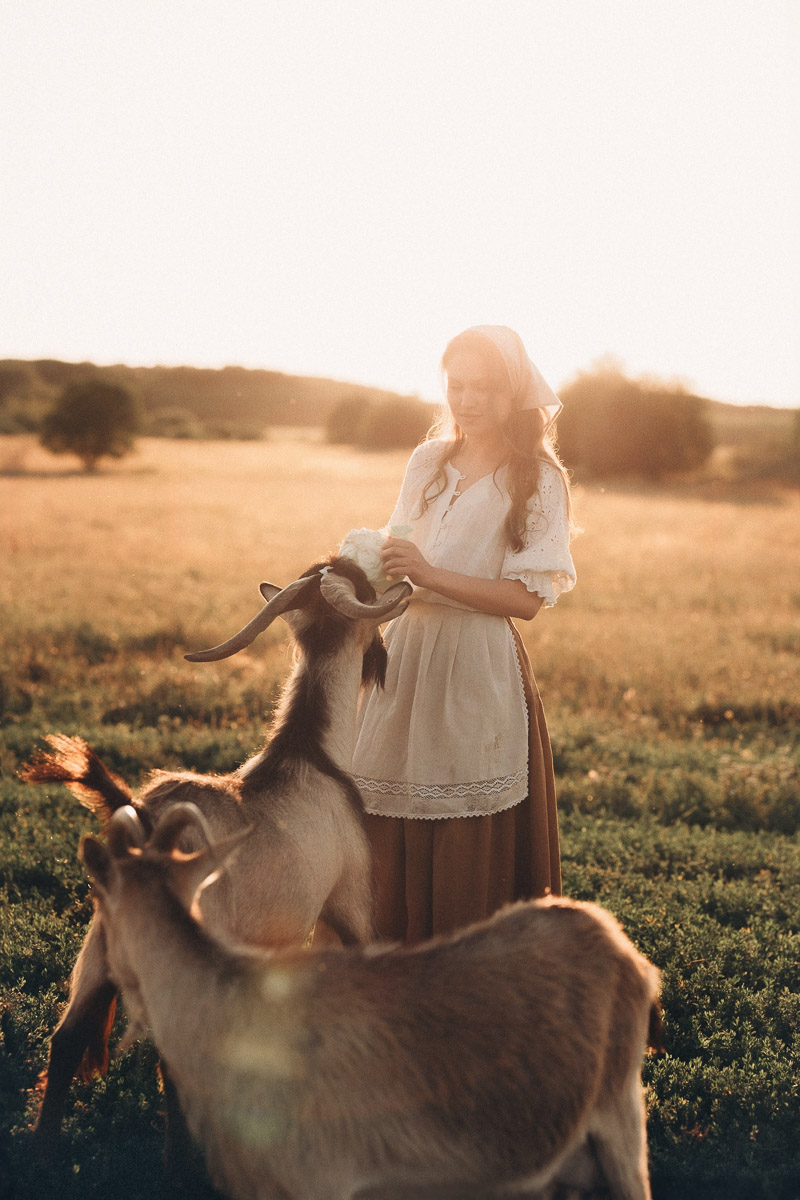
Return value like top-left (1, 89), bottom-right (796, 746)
top-left (444, 342), bottom-right (514, 437)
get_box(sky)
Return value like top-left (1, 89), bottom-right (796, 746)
top-left (1, 0), bottom-right (798, 408)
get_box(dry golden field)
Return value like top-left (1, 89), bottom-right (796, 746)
top-left (2, 431), bottom-right (798, 729)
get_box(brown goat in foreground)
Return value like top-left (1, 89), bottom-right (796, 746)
top-left (20, 557), bottom-right (411, 1155)
top-left (80, 802), bottom-right (662, 1200)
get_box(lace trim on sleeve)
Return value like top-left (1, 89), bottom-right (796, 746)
top-left (501, 462), bottom-right (576, 605)
top-left (504, 567), bottom-right (576, 608)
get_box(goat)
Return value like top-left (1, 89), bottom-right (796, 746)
top-left (80, 802), bottom-right (662, 1200)
top-left (21, 557), bottom-right (411, 1153)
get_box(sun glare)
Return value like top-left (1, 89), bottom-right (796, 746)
top-left (0, 1), bottom-right (797, 406)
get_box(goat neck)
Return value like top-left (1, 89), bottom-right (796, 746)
top-left (240, 630), bottom-right (366, 788)
top-left (103, 860), bottom-right (245, 1055)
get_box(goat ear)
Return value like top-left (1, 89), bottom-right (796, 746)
top-left (79, 835), bottom-right (112, 893)
top-left (259, 581), bottom-right (302, 631)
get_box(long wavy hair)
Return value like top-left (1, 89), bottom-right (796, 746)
top-left (418, 330), bottom-right (572, 553)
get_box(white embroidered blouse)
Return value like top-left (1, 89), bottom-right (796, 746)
top-left (351, 439), bottom-right (576, 819)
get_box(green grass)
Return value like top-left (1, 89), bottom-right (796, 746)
top-left (1, 436), bottom-right (799, 1198)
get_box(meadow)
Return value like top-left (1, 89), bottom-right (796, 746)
top-left (1, 433), bottom-right (799, 1199)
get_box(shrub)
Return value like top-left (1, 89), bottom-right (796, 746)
top-left (360, 396), bottom-right (436, 450)
top-left (557, 366), bottom-right (714, 479)
top-left (327, 394), bottom-right (436, 450)
top-left (39, 380), bottom-right (141, 471)
top-left (0, 399), bottom-right (42, 434)
top-left (146, 406), bottom-right (203, 439)
top-left (202, 420), bottom-right (266, 441)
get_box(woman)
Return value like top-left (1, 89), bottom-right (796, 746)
top-left (352, 325), bottom-right (576, 944)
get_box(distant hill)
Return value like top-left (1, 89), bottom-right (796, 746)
top-left (0, 357), bottom-right (419, 433)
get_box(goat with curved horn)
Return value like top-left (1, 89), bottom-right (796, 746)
top-left (106, 806), bottom-right (146, 858)
top-left (148, 802), bottom-right (253, 871)
top-left (23, 554), bottom-right (412, 1171)
top-left (319, 572), bottom-right (412, 620)
top-left (148, 801), bottom-right (217, 854)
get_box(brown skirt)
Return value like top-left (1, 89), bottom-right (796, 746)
top-left (362, 621), bottom-right (561, 945)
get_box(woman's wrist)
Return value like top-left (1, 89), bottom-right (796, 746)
top-left (416, 563), bottom-right (444, 591)
top-left (414, 567), bottom-right (543, 620)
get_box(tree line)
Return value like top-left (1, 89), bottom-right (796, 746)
top-left (1, 356), bottom-right (797, 482)
top-left (325, 365), bottom-right (799, 484)
top-left (0, 358), bottom-right (412, 438)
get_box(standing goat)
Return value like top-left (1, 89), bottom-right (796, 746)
top-left (21, 556), bottom-right (410, 1151)
top-left (81, 803), bottom-right (662, 1200)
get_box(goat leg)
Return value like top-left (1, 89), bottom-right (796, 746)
top-left (587, 1076), bottom-right (651, 1200)
top-left (159, 1058), bottom-right (225, 1200)
top-left (31, 915), bottom-right (117, 1149)
top-left (317, 865), bottom-right (376, 946)
top-left (32, 979), bottom-right (117, 1147)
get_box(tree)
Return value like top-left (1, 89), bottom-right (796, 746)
top-left (326, 394), bottom-right (436, 450)
top-left (39, 380), bottom-right (141, 471)
top-left (360, 397), bottom-right (437, 450)
top-left (557, 367), bottom-right (714, 480)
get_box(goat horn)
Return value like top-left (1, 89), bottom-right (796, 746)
top-left (320, 572), bottom-right (412, 620)
top-left (184, 576), bottom-right (312, 662)
top-left (150, 802), bottom-right (216, 854)
top-left (150, 803), bottom-right (251, 869)
top-left (107, 805), bottom-right (146, 858)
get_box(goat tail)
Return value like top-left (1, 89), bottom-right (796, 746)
top-left (19, 734), bottom-right (134, 825)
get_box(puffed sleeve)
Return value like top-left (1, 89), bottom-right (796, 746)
top-left (501, 461), bottom-right (576, 607)
top-left (388, 439), bottom-right (442, 528)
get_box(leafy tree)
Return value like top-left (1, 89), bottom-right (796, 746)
top-left (360, 396), bottom-right (436, 450)
top-left (39, 380), bottom-right (141, 471)
top-left (557, 366), bottom-right (714, 480)
top-left (327, 394), bottom-right (437, 450)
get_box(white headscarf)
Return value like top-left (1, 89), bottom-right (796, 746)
top-left (465, 325), bottom-right (562, 430)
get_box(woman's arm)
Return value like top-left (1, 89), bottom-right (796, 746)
top-left (381, 538), bottom-right (544, 621)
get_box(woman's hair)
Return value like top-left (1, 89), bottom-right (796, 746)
top-left (419, 330), bottom-right (571, 553)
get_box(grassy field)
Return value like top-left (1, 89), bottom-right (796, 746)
top-left (1, 434), bottom-right (799, 1199)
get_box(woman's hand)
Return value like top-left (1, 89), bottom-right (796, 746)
top-left (381, 537), bottom-right (434, 588)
